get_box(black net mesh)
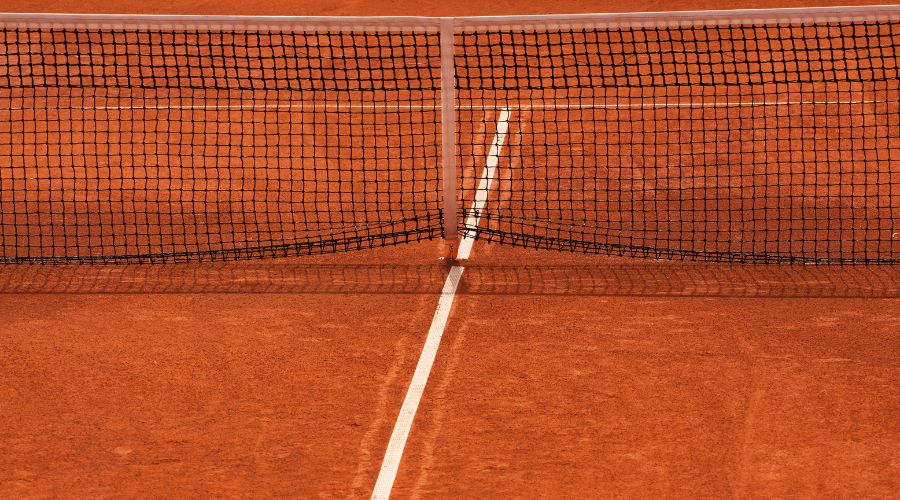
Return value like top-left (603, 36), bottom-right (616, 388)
top-left (1, 13), bottom-right (899, 264)
top-left (457, 20), bottom-right (900, 263)
top-left (0, 26), bottom-right (443, 263)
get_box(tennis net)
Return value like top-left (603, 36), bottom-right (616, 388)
top-left (0, 16), bottom-right (445, 263)
top-left (1, 7), bottom-right (899, 264)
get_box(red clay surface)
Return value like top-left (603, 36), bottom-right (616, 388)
top-left (395, 246), bottom-right (900, 497)
top-left (0, 244), bottom-right (447, 497)
top-left (1, 0), bottom-right (899, 498)
top-left (0, 0), bottom-right (890, 16)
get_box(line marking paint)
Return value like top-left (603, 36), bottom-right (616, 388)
top-left (371, 107), bottom-right (513, 500)
top-left (370, 265), bottom-right (463, 500)
top-left (1, 99), bottom-right (890, 112)
top-left (457, 107), bottom-right (511, 260)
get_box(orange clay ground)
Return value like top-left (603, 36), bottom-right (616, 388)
top-left (1, 0), bottom-right (898, 498)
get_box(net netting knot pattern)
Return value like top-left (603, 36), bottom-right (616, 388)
top-left (1, 8), bottom-right (898, 264)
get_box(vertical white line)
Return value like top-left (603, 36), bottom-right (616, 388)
top-left (457, 107), bottom-right (511, 260)
top-left (370, 108), bottom-right (512, 500)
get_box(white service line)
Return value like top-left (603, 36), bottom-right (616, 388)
top-left (370, 107), bottom-right (512, 500)
top-left (2, 99), bottom-right (891, 112)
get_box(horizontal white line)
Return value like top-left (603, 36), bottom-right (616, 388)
top-left (0, 100), bottom-right (893, 112)
top-left (532, 100), bottom-right (891, 108)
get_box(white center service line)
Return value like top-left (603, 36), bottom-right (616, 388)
top-left (371, 107), bottom-right (511, 500)
top-left (456, 108), bottom-right (511, 259)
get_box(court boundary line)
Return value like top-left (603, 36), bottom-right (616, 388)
top-left (371, 107), bottom-right (511, 500)
top-left (2, 100), bottom-right (892, 112)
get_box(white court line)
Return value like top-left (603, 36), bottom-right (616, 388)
top-left (370, 107), bottom-right (511, 500)
top-left (457, 107), bottom-right (511, 260)
top-left (370, 265), bottom-right (463, 500)
top-left (0, 99), bottom-right (892, 112)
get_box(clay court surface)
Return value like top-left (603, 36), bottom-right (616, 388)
top-left (1, 0), bottom-right (899, 498)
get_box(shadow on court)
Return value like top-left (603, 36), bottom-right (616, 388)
top-left (1, 259), bottom-right (898, 298)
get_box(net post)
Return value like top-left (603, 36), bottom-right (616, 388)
top-left (439, 17), bottom-right (459, 258)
